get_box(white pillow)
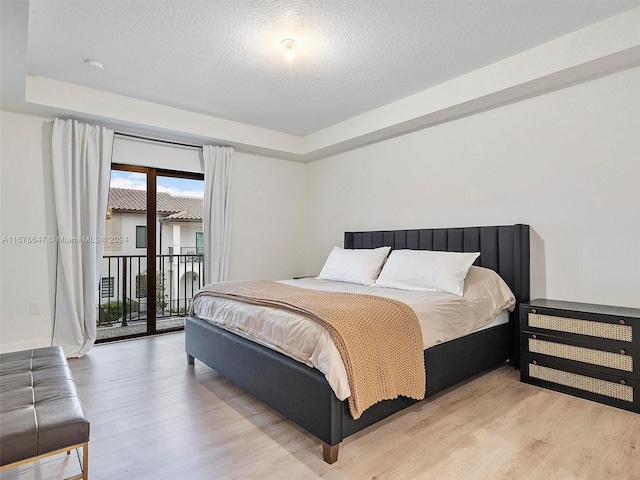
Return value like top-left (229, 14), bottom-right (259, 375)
top-left (317, 246), bottom-right (391, 286)
top-left (374, 249), bottom-right (480, 296)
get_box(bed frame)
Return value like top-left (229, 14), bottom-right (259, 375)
top-left (186, 224), bottom-right (530, 463)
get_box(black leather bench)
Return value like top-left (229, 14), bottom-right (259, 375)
top-left (0, 346), bottom-right (89, 479)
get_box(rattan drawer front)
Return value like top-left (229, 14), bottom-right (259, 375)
top-left (529, 364), bottom-right (633, 403)
top-left (529, 338), bottom-right (633, 372)
top-left (528, 313), bottom-right (632, 342)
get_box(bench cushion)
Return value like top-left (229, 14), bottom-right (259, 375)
top-left (0, 346), bottom-right (90, 466)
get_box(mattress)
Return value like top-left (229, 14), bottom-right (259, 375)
top-left (190, 266), bottom-right (514, 400)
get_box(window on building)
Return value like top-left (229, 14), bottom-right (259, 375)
top-left (195, 232), bottom-right (204, 255)
top-left (101, 277), bottom-right (114, 298)
top-left (136, 225), bottom-right (146, 248)
top-left (136, 274), bottom-right (147, 298)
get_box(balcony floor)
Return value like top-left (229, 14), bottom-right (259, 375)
top-left (97, 316), bottom-right (185, 341)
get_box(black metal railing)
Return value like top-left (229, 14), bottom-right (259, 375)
top-left (168, 246), bottom-right (204, 263)
top-left (180, 246), bottom-right (204, 255)
top-left (99, 253), bottom-right (205, 327)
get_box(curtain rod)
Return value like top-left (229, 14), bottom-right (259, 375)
top-left (114, 131), bottom-right (202, 150)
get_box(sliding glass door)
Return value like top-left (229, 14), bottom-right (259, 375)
top-left (156, 174), bottom-right (205, 332)
top-left (97, 165), bottom-right (203, 342)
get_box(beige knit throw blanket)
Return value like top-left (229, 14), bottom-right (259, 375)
top-left (193, 280), bottom-right (425, 419)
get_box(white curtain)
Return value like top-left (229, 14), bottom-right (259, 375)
top-left (202, 145), bottom-right (234, 284)
top-left (51, 119), bottom-right (113, 357)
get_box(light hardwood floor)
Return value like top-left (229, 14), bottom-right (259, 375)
top-left (3, 332), bottom-right (639, 480)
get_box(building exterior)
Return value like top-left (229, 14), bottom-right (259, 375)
top-left (100, 188), bottom-right (204, 324)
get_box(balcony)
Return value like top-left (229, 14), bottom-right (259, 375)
top-left (98, 253), bottom-right (204, 340)
top-left (169, 246), bottom-right (204, 263)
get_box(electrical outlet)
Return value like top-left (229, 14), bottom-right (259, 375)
top-left (29, 302), bottom-right (41, 315)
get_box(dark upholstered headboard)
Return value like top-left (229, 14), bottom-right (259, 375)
top-left (345, 224), bottom-right (530, 368)
top-left (344, 224), bottom-right (530, 306)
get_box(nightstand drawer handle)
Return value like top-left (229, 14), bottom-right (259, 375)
top-left (620, 379), bottom-right (626, 385)
top-left (531, 334), bottom-right (537, 340)
top-left (531, 309), bottom-right (537, 314)
top-left (619, 349), bottom-right (626, 355)
top-left (619, 319), bottom-right (626, 325)
top-left (531, 360), bottom-right (537, 365)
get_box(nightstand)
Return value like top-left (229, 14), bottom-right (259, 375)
top-left (520, 299), bottom-right (640, 413)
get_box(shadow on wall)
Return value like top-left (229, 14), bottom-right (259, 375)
top-left (41, 120), bottom-right (56, 334)
top-left (529, 226), bottom-right (546, 300)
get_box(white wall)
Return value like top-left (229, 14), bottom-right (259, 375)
top-left (306, 67), bottom-right (640, 309)
top-left (228, 151), bottom-right (308, 281)
top-left (0, 111), bottom-right (308, 352)
top-left (0, 111), bottom-right (57, 351)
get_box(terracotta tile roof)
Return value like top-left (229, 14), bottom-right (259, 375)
top-left (108, 188), bottom-right (202, 221)
top-left (108, 188), bottom-right (147, 212)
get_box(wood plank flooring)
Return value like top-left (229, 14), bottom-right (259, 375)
top-left (2, 332), bottom-right (639, 479)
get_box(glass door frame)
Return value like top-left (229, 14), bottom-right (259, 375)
top-left (100, 163), bottom-right (204, 341)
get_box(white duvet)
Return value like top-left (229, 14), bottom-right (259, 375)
top-left (190, 266), bottom-right (515, 401)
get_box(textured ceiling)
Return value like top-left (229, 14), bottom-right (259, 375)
top-left (19, 0), bottom-right (640, 135)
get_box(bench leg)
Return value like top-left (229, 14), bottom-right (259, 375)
top-left (83, 441), bottom-right (89, 480)
top-left (0, 442), bottom-right (88, 480)
top-left (68, 442), bottom-right (89, 480)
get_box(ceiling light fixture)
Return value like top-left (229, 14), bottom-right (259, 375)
top-left (84, 59), bottom-right (104, 70)
top-left (281, 39), bottom-right (297, 62)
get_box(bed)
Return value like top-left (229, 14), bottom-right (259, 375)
top-left (185, 224), bottom-right (530, 463)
